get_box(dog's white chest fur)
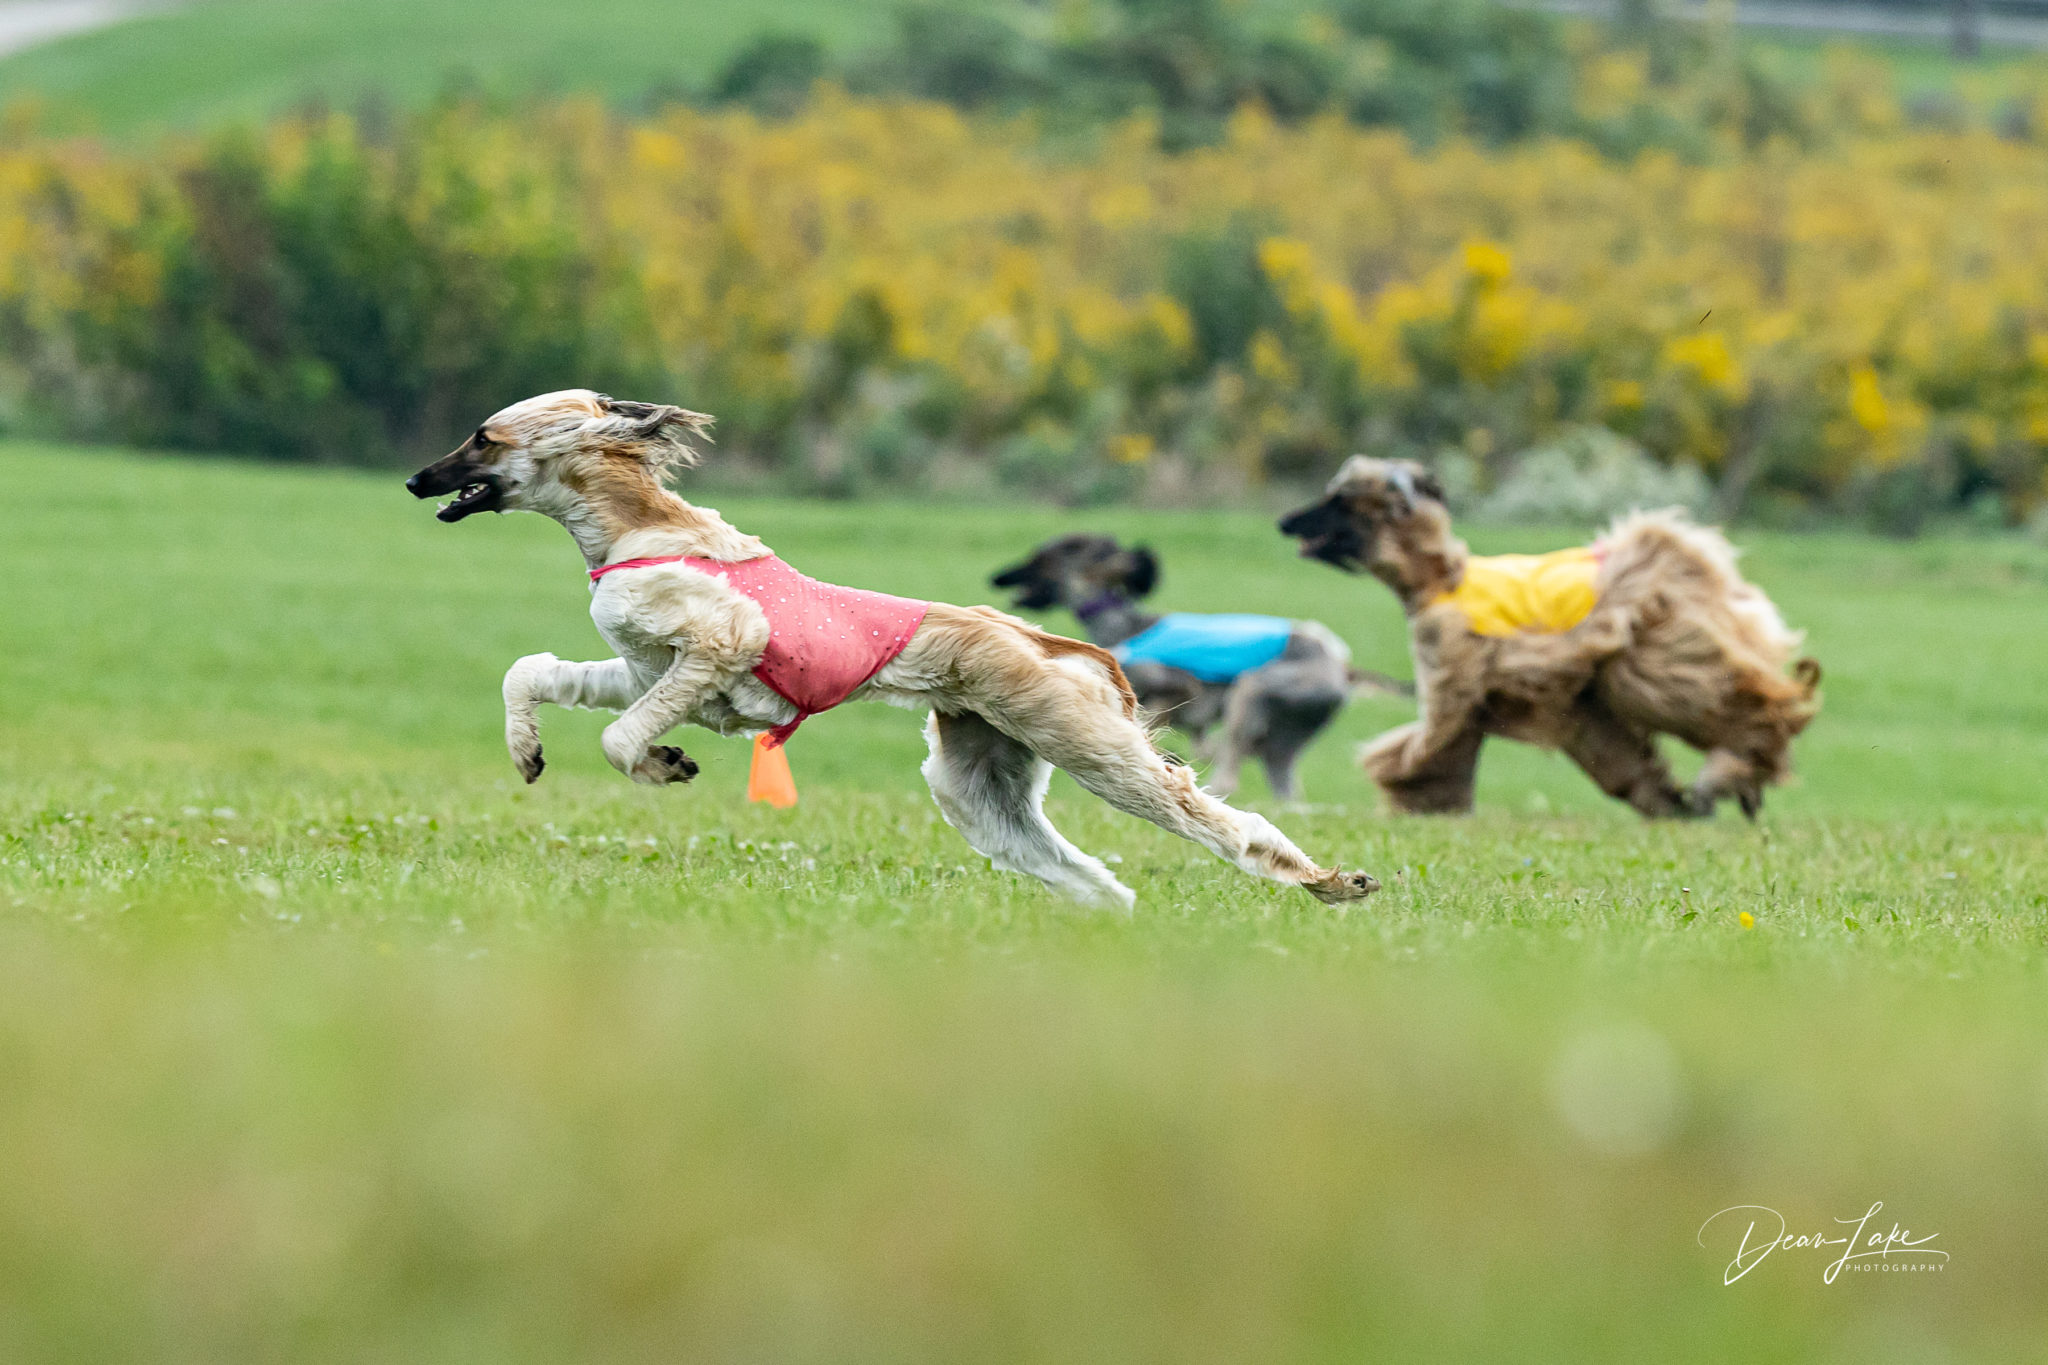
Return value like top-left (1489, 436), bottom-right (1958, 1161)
top-left (588, 595), bottom-right (673, 693)
top-left (588, 570), bottom-right (796, 735)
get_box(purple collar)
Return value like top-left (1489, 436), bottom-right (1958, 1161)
top-left (1073, 590), bottom-right (1127, 623)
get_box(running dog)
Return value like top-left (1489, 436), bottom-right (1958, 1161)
top-left (405, 391), bottom-right (1379, 908)
top-left (991, 535), bottom-right (1407, 800)
top-left (1279, 457), bottom-right (1820, 818)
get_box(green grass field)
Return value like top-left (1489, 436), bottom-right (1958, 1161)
top-left (5, 439), bottom-right (2048, 1361)
top-left (0, 0), bottom-right (918, 135)
top-left (0, 0), bottom-right (2040, 135)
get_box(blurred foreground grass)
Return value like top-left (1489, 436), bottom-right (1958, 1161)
top-left (4, 441), bottom-right (2047, 1360)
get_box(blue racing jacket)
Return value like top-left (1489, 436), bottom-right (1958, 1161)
top-left (1111, 613), bottom-right (1293, 685)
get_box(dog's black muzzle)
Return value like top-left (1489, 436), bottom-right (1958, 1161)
top-left (407, 454), bottom-right (504, 523)
top-left (990, 561), bottom-right (1059, 610)
top-left (1279, 496), bottom-right (1367, 572)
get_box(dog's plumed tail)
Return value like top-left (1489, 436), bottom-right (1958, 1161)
top-left (1597, 507), bottom-right (1807, 666)
top-left (1347, 667), bottom-right (1416, 699)
top-left (1594, 508), bottom-right (1823, 780)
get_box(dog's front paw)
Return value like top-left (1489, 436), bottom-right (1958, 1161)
top-left (513, 743), bottom-right (546, 784)
top-left (1305, 869), bottom-right (1380, 904)
top-left (629, 745), bottom-right (699, 786)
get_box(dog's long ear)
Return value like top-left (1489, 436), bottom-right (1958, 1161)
top-left (1387, 464), bottom-right (1418, 512)
top-left (1385, 464), bottom-right (1448, 513)
top-left (1115, 546), bottom-right (1160, 598)
top-left (590, 396), bottom-right (715, 473)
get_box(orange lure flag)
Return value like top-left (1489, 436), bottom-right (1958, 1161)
top-left (747, 733), bottom-right (798, 808)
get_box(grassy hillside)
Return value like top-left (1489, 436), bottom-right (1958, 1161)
top-left (0, 0), bottom-right (2038, 134)
top-left (5, 440), bottom-right (2048, 1360)
top-left (0, 0), bottom-right (899, 133)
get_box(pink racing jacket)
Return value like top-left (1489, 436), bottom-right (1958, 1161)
top-left (589, 553), bottom-right (930, 746)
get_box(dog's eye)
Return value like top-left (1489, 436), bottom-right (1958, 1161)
top-left (472, 427), bottom-right (493, 448)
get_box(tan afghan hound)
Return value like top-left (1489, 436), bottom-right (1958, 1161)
top-left (1279, 457), bottom-right (1820, 818)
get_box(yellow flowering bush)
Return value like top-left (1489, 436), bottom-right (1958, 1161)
top-left (3, 92), bottom-right (2048, 516)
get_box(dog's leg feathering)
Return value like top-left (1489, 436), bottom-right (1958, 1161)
top-left (922, 711), bottom-right (1135, 910)
top-left (1362, 721), bottom-right (1483, 814)
top-left (1360, 670), bottom-right (1487, 814)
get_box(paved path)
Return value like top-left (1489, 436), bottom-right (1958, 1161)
top-left (1527, 0), bottom-right (2048, 49)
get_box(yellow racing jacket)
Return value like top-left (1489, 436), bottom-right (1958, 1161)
top-left (1432, 546), bottom-right (1602, 637)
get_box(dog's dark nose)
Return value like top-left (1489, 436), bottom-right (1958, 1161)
top-left (1278, 498), bottom-right (1333, 537)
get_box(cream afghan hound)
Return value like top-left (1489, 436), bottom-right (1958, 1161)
top-left (406, 390), bottom-right (1379, 909)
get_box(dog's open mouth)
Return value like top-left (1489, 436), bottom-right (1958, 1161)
top-left (1294, 531), bottom-right (1360, 570)
top-left (1292, 531), bottom-right (1334, 561)
top-left (437, 481), bottom-right (503, 522)
top-left (406, 456), bottom-right (504, 521)
top-left (1279, 502), bottom-right (1366, 572)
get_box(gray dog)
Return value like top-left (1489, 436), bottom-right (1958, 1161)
top-left (992, 535), bottom-right (1406, 800)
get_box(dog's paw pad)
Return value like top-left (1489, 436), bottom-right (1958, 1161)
top-left (646, 746), bottom-right (699, 783)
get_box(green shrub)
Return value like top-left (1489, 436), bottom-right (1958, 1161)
top-left (79, 119), bottom-right (662, 463)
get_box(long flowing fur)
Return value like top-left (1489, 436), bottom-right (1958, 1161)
top-left (1284, 459), bottom-right (1820, 819)
top-left (411, 390), bottom-right (1381, 908)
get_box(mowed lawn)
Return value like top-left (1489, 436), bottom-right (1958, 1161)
top-left (4, 439), bottom-right (2048, 1361)
top-left (0, 0), bottom-right (900, 134)
top-left (0, 0), bottom-right (954, 135)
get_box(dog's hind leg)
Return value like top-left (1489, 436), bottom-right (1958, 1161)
top-left (1681, 663), bottom-right (1820, 819)
top-left (922, 711), bottom-right (1135, 911)
top-left (501, 654), bottom-right (641, 783)
top-left (984, 675), bottom-right (1377, 904)
top-left (1690, 748), bottom-right (1767, 819)
top-left (1688, 717), bottom-right (1802, 819)
top-left (1233, 662), bottom-right (1348, 803)
top-left (1256, 706), bottom-right (1343, 803)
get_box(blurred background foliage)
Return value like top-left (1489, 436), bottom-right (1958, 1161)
top-left (5, 0), bottom-right (2048, 526)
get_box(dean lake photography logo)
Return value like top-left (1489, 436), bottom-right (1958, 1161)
top-left (1697, 1202), bottom-right (1948, 1285)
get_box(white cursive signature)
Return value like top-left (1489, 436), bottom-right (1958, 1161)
top-left (1697, 1202), bottom-right (1948, 1285)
